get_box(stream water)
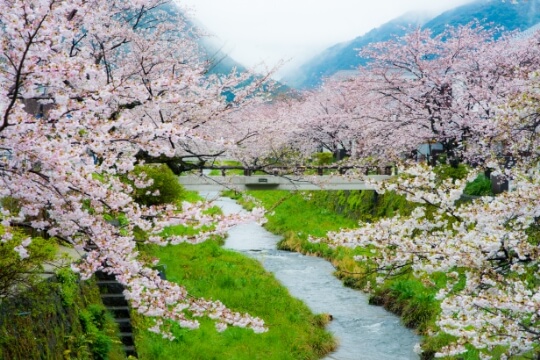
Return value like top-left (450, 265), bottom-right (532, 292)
top-left (207, 194), bottom-right (420, 360)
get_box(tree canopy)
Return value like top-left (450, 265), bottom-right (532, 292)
top-left (0, 0), bottom-right (272, 337)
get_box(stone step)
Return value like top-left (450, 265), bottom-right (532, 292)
top-left (101, 293), bottom-right (129, 307)
top-left (107, 306), bottom-right (130, 318)
top-left (114, 318), bottom-right (133, 333)
top-left (120, 332), bottom-right (135, 347)
top-left (124, 345), bottom-right (137, 358)
top-left (96, 280), bottom-right (125, 294)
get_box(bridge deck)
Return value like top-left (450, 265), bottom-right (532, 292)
top-left (178, 175), bottom-right (390, 191)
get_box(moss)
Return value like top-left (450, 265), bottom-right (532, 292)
top-left (0, 271), bottom-right (123, 360)
top-left (79, 304), bottom-right (114, 360)
top-left (57, 267), bottom-right (80, 306)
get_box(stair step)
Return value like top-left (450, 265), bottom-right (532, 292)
top-left (96, 273), bottom-right (136, 357)
top-left (101, 293), bottom-right (129, 306)
top-left (96, 280), bottom-right (125, 294)
top-left (114, 318), bottom-right (133, 332)
top-left (107, 306), bottom-right (130, 318)
top-left (120, 332), bottom-right (135, 346)
top-left (124, 345), bottom-right (137, 358)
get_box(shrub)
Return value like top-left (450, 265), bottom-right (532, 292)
top-left (312, 152), bottom-right (334, 166)
top-left (0, 228), bottom-right (57, 299)
top-left (79, 304), bottom-right (112, 360)
top-left (129, 164), bottom-right (185, 206)
top-left (56, 267), bottom-right (79, 306)
top-left (433, 163), bottom-right (468, 181)
top-left (464, 173), bottom-right (493, 196)
top-left (0, 196), bottom-right (21, 215)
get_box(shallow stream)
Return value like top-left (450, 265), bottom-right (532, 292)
top-left (208, 194), bottom-right (420, 360)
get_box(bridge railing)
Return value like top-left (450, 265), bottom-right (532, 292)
top-left (189, 165), bottom-right (395, 176)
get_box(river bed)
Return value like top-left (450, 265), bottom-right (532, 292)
top-left (208, 194), bottom-right (420, 360)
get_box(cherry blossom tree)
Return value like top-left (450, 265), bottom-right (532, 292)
top-left (191, 92), bottom-right (302, 170)
top-left (287, 79), bottom-right (364, 158)
top-left (263, 24), bottom-right (540, 170)
top-left (338, 23), bottom-right (540, 165)
top-left (317, 163), bottom-right (540, 357)
top-left (0, 0), bottom-right (272, 337)
top-left (300, 23), bottom-right (540, 357)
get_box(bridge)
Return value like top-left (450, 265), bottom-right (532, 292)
top-left (178, 174), bottom-right (391, 191)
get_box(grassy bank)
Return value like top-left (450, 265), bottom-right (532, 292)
top-left (0, 269), bottom-right (125, 360)
top-left (231, 189), bottom-right (516, 359)
top-left (133, 238), bottom-right (336, 360)
top-left (118, 173), bottom-right (334, 359)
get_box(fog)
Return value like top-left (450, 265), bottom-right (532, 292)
top-left (178, 0), bottom-right (474, 77)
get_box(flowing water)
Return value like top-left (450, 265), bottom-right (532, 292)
top-left (206, 194), bottom-right (420, 360)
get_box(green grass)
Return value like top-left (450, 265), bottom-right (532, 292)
top-left (309, 190), bottom-right (417, 223)
top-left (133, 239), bottom-right (336, 360)
top-left (0, 270), bottom-right (125, 360)
top-left (238, 190), bottom-right (495, 359)
top-left (369, 277), bottom-right (439, 332)
top-left (182, 190), bottom-right (205, 203)
top-left (240, 191), bottom-right (358, 238)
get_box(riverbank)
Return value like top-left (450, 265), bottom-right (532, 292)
top-left (133, 236), bottom-right (336, 360)
top-left (216, 195), bottom-right (419, 360)
top-left (0, 269), bottom-right (126, 359)
top-left (0, 226), bottom-right (126, 359)
top-left (227, 190), bottom-right (475, 359)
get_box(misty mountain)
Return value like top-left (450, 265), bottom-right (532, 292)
top-left (160, 2), bottom-right (246, 75)
top-left (198, 37), bottom-right (247, 75)
top-left (160, 3), bottom-right (293, 95)
top-left (284, 0), bottom-right (540, 89)
top-left (282, 12), bottom-right (429, 89)
top-left (423, 0), bottom-right (540, 35)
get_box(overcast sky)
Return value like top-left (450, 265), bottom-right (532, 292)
top-left (178, 0), bottom-right (474, 78)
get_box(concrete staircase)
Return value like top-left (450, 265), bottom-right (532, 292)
top-left (95, 271), bottom-right (137, 358)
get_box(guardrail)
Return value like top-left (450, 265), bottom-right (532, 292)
top-left (189, 165), bottom-right (395, 176)
top-left (178, 174), bottom-right (391, 191)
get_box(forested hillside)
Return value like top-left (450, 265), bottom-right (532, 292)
top-left (285, 0), bottom-right (540, 88)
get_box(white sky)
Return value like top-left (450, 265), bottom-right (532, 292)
top-left (178, 0), bottom-right (474, 78)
